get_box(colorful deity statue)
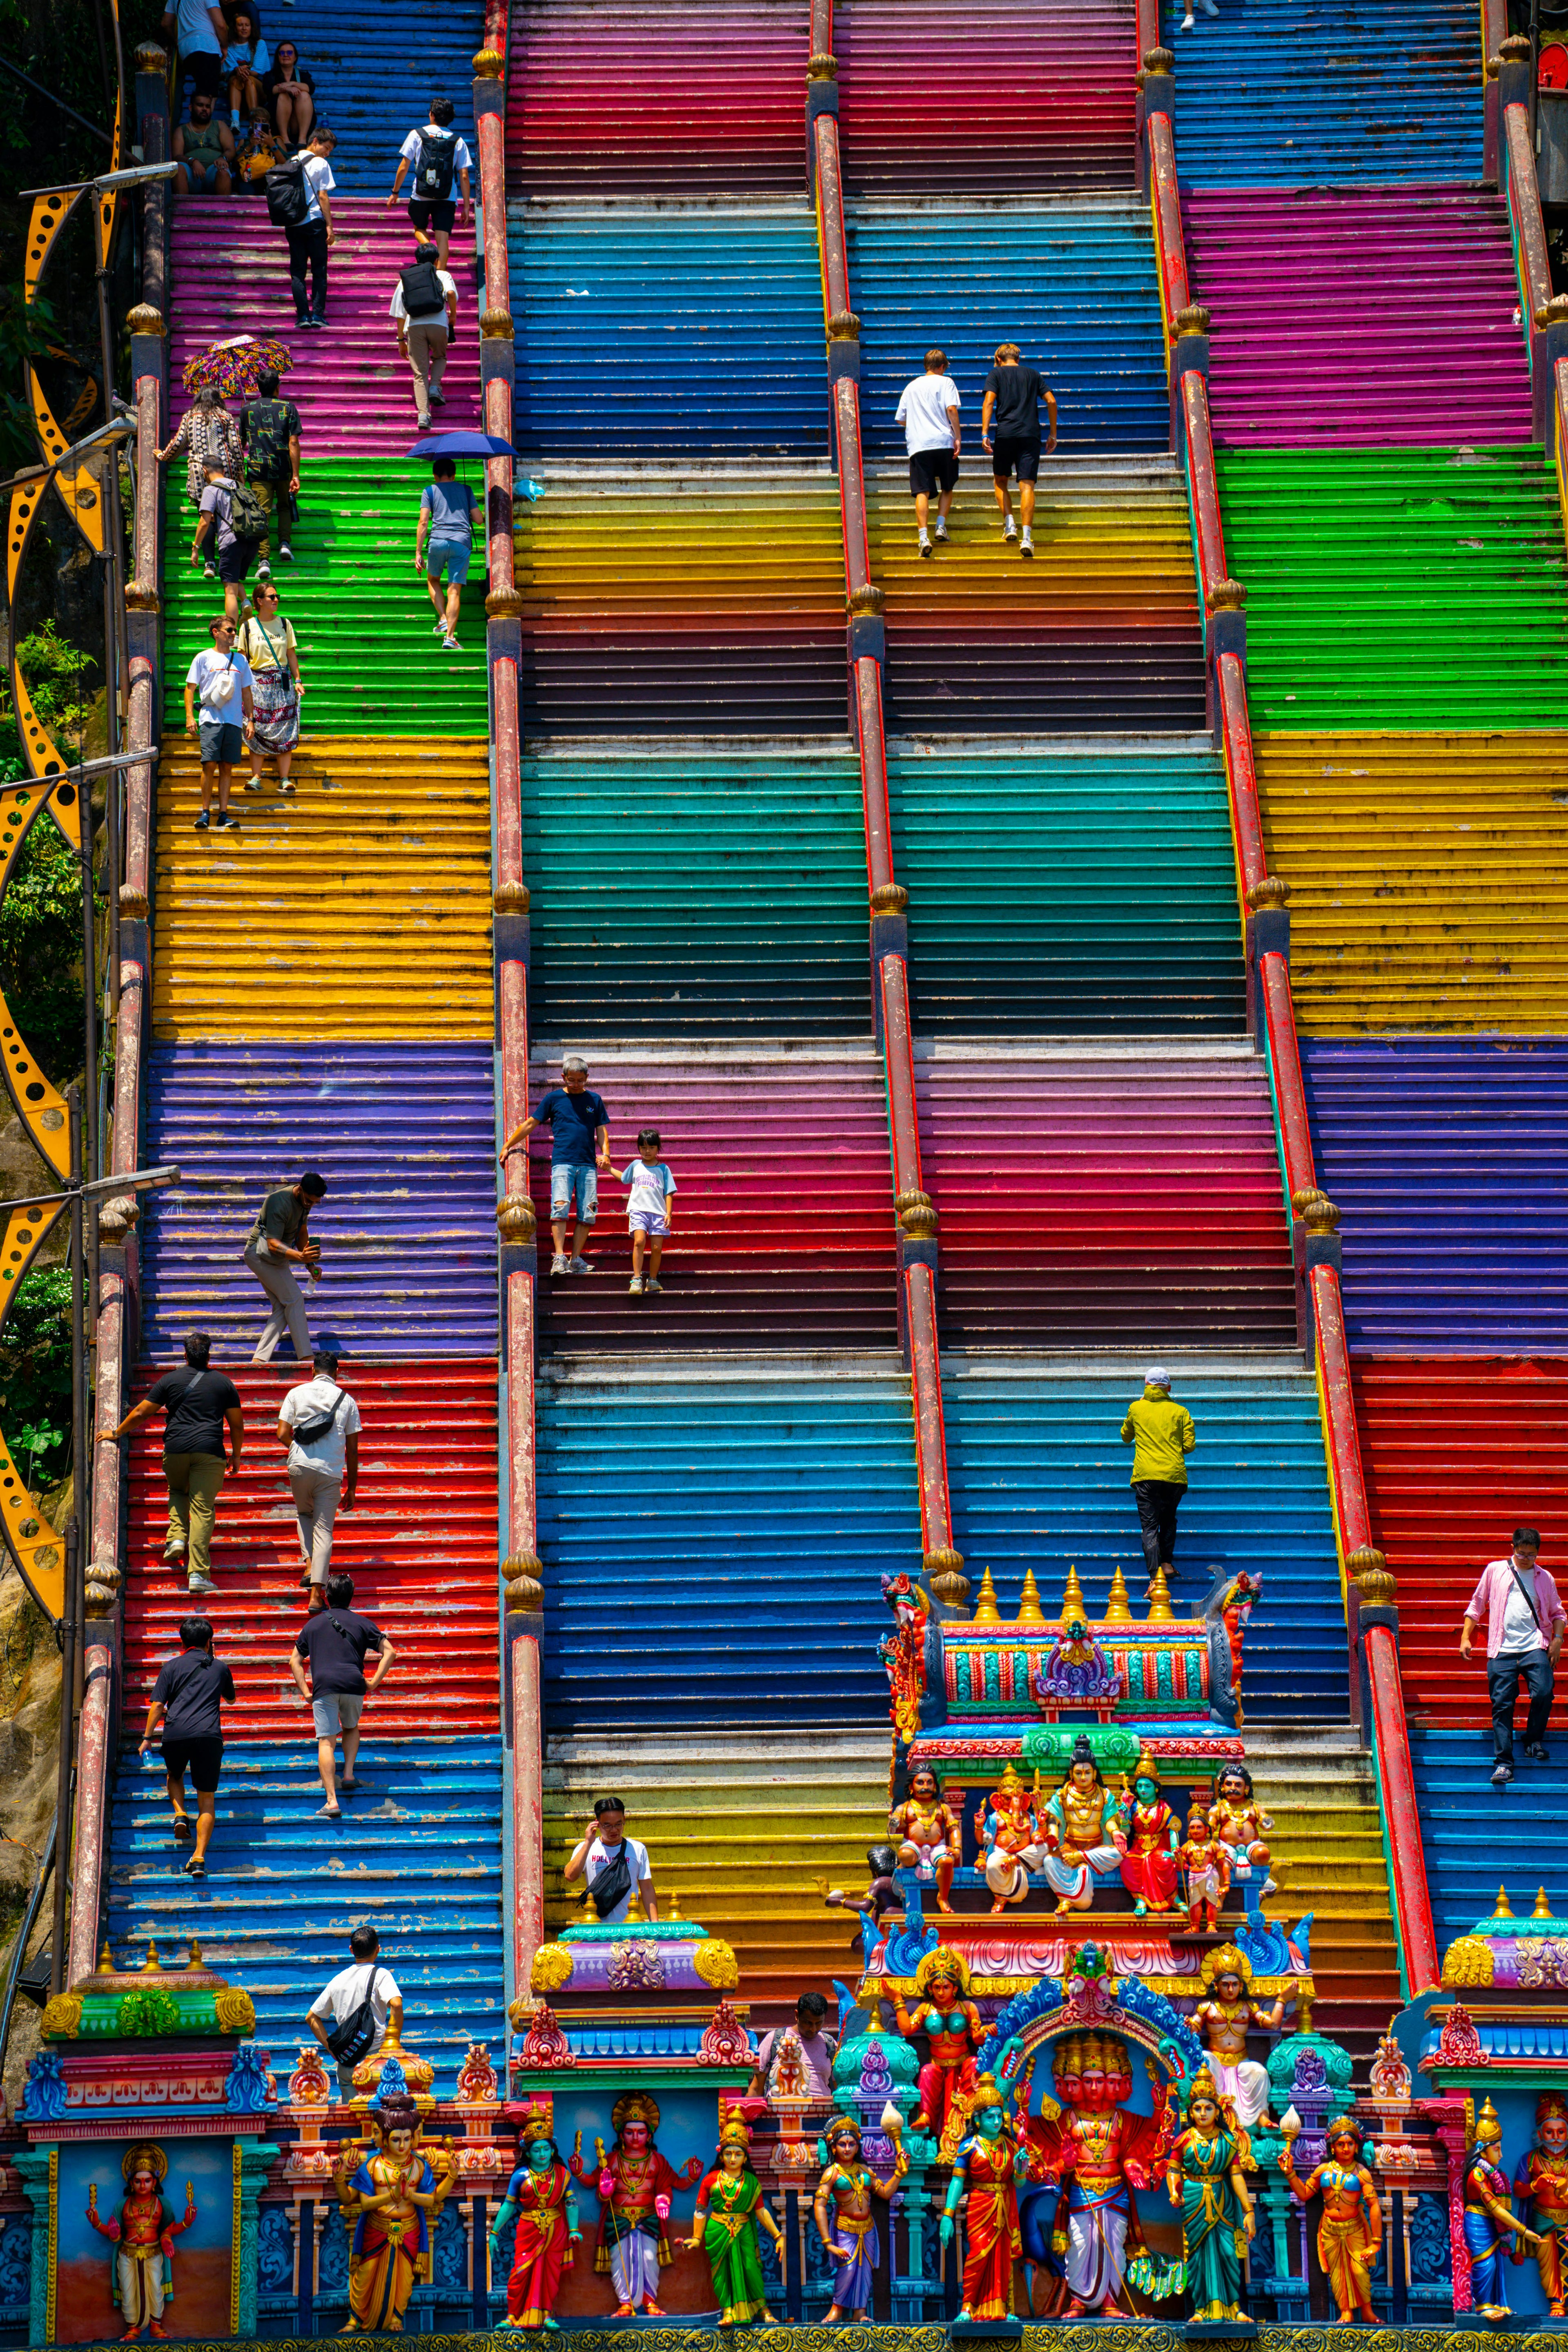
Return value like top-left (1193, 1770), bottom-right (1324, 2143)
top-left (1041, 1735), bottom-right (1128, 1914)
top-left (332, 2093), bottom-right (456, 2334)
top-left (1116, 1749), bottom-right (1181, 1916)
top-left (889, 1947), bottom-right (986, 2156)
top-left (812, 2112), bottom-right (907, 2321)
top-left (976, 1762), bottom-right (1047, 1911)
top-left (1278, 2113), bottom-right (1381, 2324)
top-left (686, 2113), bottom-right (784, 2325)
top-left (940, 2073), bottom-right (1028, 2322)
top-left (1020, 2031), bottom-right (1174, 2316)
top-left (879, 1570), bottom-right (931, 1746)
top-left (821, 1843), bottom-right (903, 1962)
top-left (85, 2144), bottom-right (195, 2343)
top-left (575, 2091), bottom-right (703, 2317)
top-left (1164, 2069), bottom-right (1255, 2325)
top-left (1459, 2097), bottom-right (1541, 2321)
top-left (1190, 1946), bottom-right (1283, 2129)
top-left (490, 2099), bottom-right (582, 2331)
top-left (1174, 1805), bottom-right (1231, 1933)
top-left (1514, 2091), bottom-right (1568, 2316)
top-left (890, 1761), bottom-right (962, 1913)
top-left (1210, 1761), bottom-right (1276, 1897)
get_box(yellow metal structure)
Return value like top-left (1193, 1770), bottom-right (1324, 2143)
top-left (0, 1201), bottom-right (68, 1619)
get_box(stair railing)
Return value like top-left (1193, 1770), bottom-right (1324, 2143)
top-left (1142, 66), bottom-right (1440, 2001)
top-left (805, 6), bottom-right (967, 1620)
top-left (1494, 40), bottom-right (1568, 509)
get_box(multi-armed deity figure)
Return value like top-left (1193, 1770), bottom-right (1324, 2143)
top-left (1461, 2097), bottom-right (1542, 2321)
top-left (976, 1762), bottom-right (1047, 1911)
top-left (489, 2099), bottom-right (581, 2331)
top-left (1116, 1750), bottom-right (1181, 1917)
top-left (686, 2112), bottom-right (784, 2325)
top-left (940, 2073), bottom-right (1028, 2323)
top-left (332, 2092), bottom-right (456, 2334)
top-left (1189, 1945), bottom-right (1285, 2128)
top-left (1019, 2031), bottom-right (1173, 2315)
top-left (1514, 2091), bottom-right (1568, 2317)
top-left (889, 1761), bottom-right (962, 1913)
top-left (1041, 1737), bottom-right (1129, 1915)
top-left (887, 1948), bottom-right (986, 2157)
top-left (576, 2091), bottom-right (702, 2318)
top-left (86, 2145), bottom-right (195, 2343)
top-left (1164, 2069), bottom-right (1255, 2326)
top-left (812, 2111), bottom-right (907, 2322)
top-left (1278, 2112), bottom-right (1381, 2325)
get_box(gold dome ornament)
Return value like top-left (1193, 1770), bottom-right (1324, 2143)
top-left (1441, 1935), bottom-right (1494, 1989)
top-left (1145, 1565), bottom-right (1175, 1623)
top-left (530, 1944), bottom-right (574, 1996)
top-left (693, 1938), bottom-right (739, 1991)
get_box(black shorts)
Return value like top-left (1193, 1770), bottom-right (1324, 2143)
top-left (162, 1736), bottom-right (223, 1789)
top-left (184, 49), bottom-right (223, 96)
top-left (909, 448), bottom-right (958, 499)
top-left (992, 435), bottom-right (1042, 483)
top-left (408, 197), bottom-right (457, 233)
top-left (216, 537), bottom-right (254, 585)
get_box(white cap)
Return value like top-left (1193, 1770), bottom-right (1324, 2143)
top-left (1145, 1364), bottom-right (1172, 1387)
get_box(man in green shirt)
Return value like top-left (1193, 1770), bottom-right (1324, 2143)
top-left (1119, 1364), bottom-right (1197, 1585)
top-left (244, 1171), bottom-right (327, 1362)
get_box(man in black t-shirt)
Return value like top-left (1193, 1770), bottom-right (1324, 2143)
top-left (289, 1572), bottom-right (398, 1817)
top-left (101, 1330), bottom-right (243, 1595)
top-left (980, 341), bottom-right (1058, 560)
top-left (140, 1615), bottom-right (235, 1878)
top-left (239, 366), bottom-right (303, 570)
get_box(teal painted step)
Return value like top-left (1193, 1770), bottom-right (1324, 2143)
top-left (106, 1739), bottom-right (506, 2076)
top-left (1214, 444), bottom-right (1568, 731)
top-left (160, 462), bottom-right (490, 735)
top-left (888, 740), bottom-right (1245, 1032)
top-left (538, 1360), bottom-right (922, 1728)
top-left (943, 1361), bottom-right (1350, 1718)
top-left (523, 748), bottom-right (872, 1034)
top-left (1410, 1727), bottom-right (1564, 1942)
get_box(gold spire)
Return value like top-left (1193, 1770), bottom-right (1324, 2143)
top-left (1103, 1566), bottom-right (1133, 1624)
top-left (141, 1940), bottom-right (160, 1972)
top-left (99, 1941), bottom-right (114, 1974)
top-left (1492, 1885), bottom-right (1515, 1919)
top-left (1534, 1887), bottom-right (1555, 1920)
top-left (189, 1938), bottom-right (203, 1965)
top-left (1058, 1563), bottom-right (1087, 1622)
top-left (665, 1891), bottom-right (682, 1921)
top-left (973, 1568), bottom-right (1002, 1625)
top-left (1016, 1568), bottom-right (1046, 1624)
top-left (1145, 1565), bottom-right (1174, 1623)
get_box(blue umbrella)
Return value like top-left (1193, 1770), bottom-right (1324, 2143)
top-left (405, 430), bottom-right (519, 459)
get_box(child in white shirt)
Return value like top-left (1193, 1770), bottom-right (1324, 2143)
top-left (619, 1127), bottom-right (675, 1298)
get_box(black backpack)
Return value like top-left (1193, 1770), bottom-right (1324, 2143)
top-left (399, 254), bottom-right (445, 318)
top-left (264, 154), bottom-right (311, 225)
top-left (414, 127), bottom-right (457, 198)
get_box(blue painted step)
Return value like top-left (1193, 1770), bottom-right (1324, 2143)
top-left (537, 1359), bottom-right (922, 1727)
top-left (942, 1359), bottom-right (1351, 1719)
top-left (1409, 1726), bottom-right (1564, 1942)
top-left (106, 1740), bottom-right (506, 2078)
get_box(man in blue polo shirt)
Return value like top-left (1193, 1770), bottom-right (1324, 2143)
top-left (499, 1055), bottom-right (612, 1277)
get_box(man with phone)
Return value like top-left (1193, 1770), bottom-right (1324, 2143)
top-left (1461, 1525), bottom-right (1566, 1785)
top-left (563, 1797), bottom-right (658, 1922)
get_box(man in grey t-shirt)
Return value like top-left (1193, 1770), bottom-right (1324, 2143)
top-left (245, 1171), bottom-right (327, 1362)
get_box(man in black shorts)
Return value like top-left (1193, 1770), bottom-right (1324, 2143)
top-left (981, 341), bottom-right (1057, 560)
top-left (140, 1616), bottom-right (235, 1878)
top-left (386, 97), bottom-right (473, 271)
top-left (895, 347), bottom-right (962, 559)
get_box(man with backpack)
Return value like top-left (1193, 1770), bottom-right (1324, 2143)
top-left (278, 1343), bottom-right (361, 1602)
top-left (289, 1572), bottom-right (396, 1817)
top-left (183, 613), bottom-right (256, 833)
top-left (265, 126), bottom-right (337, 330)
top-left (239, 367), bottom-right (302, 569)
top-left (388, 232), bottom-right (458, 432)
top-left (99, 1330), bottom-right (244, 1597)
top-left (385, 96), bottom-right (471, 269)
top-left (192, 456), bottom-right (265, 624)
top-left (307, 1926), bottom-right (403, 2101)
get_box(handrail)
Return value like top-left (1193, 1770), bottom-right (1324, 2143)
top-left (1499, 89), bottom-right (1568, 488)
top-left (1145, 78), bottom-right (1440, 1999)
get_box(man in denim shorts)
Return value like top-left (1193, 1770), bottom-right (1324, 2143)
top-left (499, 1054), bottom-right (611, 1277)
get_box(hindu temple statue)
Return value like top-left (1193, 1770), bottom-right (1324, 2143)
top-left (1116, 1748), bottom-right (1181, 1917)
top-left (1278, 2112), bottom-right (1381, 2325)
top-left (686, 2113), bottom-right (784, 2325)
top-left (85, 2145), bottom-right (195, 2343)
top-left (939, 2073), bottom-right (1028, 2323)
top-left (977, 1762), bottom-right (1046, 1911)
top-left (812, 2111), bottom-right (907, 2321)
top-left (887, 1947), bottom-right (986, 2154)
top-left (1462, 2096), bottom-right (1541, 2321)
top-left (332, 2093), bottom-right (456, 2334)
top-left (1514, 2091), bottom-right (1568, 2317)
top-left (1020, 2031), bottom-right (1173, 2316)
top-left (1164, 2068), bottom-right (1255, 2325)
top-left (1042, 1735), bottom-right (1128, 1914)
top-left (1210, 1761), bottom-right (1276, 1897)
top-left (577, 2091), bottom-right (702, 2318)
top-left (1190, 1945), bottom-right (1283, 2128)
top-left (489, 2100), bottom-right (582, 2331)
top-left (1174, 1804), bottom-right (1230, 1932)
top-left (890, 1761), bottom-right (962, 1913)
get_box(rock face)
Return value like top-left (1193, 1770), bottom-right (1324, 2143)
top-left (0, 1560), bottom-right (60, 2113)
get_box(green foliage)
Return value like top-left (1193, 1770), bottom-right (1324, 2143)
top-left (0, 814), bottom-right (86, 1086)
top-left (0, 1263), bottom-right (72, 1492)
top-left (0, 286), bottom-right (65, 478)
top-left (0, 619), bottom-right (98, 750)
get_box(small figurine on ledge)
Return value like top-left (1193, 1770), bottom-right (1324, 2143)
top-left (490, 2100), bottom-right (581, 2331)
top-left (820, 1844), bottom-right (904, 1962)
top-left (1210, 1760), bottom-right (1276, 1898)
top-left (1464, 2096), bottom-right (1541, 2321)
top-left (1042, 1735), bottom-right (1128, 1914)
top-left (1116, 1748), bottom-right (1181, 1917)
top-left (1191, 1945), bottom-right (1283, 2128)
top-left (1164, 2069), bottom-right (1255, 2328)
top-left (1514, 2091), bottom-right (1568, 2318)
top-left (889, 1947), bottom-right (986, 2154)
top-left (577, 2091), bottom-right (702, 2318)
top-left (813, 2113), bottom-right (907, 2321)
top-left (86, 2145), bottom-right (195, 2343)
top-left (889, 1761), bottom-right (962, 1913)
top-left (1278, 2111), bottom-right (1381, 2325)
top-left (1175, 1804), bottom-right (1231, 1933)
top-left (686, 2114), bottom-right (784, 2325)
top-left (940, 2073), bottom-right (1027, 2323)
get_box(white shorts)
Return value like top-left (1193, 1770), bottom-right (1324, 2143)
top-left (629, 1209), bottom-right (668, 1236)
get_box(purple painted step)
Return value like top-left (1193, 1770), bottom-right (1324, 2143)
top-left (1183, 187), bottom-right (1532, 448)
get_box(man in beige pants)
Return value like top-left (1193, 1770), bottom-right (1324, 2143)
top-left (244, 1172), bottom-right (327, 1362)
top-left (388, 232), bottom-right (457, 432)
top-left (278, 1343), bottom-right (361, 1604)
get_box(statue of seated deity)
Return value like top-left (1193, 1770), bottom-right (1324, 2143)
top-left (1042, 1735), bottom-right (1128, 1914)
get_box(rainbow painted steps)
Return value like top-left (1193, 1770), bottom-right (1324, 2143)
top-left (1301, 1038), bottom-right (1568, 1353)
top-left (161, 463), bottom-right (489, 735)
top-left (1408, 1731), bottom-right (1561, 1950)
top-left (537, 1354), bottom-right (922, 1727)
top-left (1255, 731), bottom-right (1568, 1033)
top-left (153, 739), bottom-right (492, 1041)
top-left (849, 198), bottom-right (1168, 457)
top-left (506, 0), bottom-right (809, 196)
top-left (526, 1043), bottom-right (898, 1350)
top-left (940, 1354), bottom-right (1349, 1718)
top-left (220, 0), bottom-right (482, 192)
top-left (889, 737), bottom-right (1244, 1033)
top-left (140, 1044), bottom-right (498, 1361)
top-left (916, 1041), bottom-right (1296, 1347)
top-left (1213, 447), bottom-right (1568, 731)
top-left (509, 204), bottom-right (824, 452)
top-left (869, 458), bottom-right (1204, 732)
top-left (515, 466), bottom-right (845, 733)
top-left (543, 1729), bottom-right (889, 2008)
top-left (523, 744), bottom-right (869, 1035)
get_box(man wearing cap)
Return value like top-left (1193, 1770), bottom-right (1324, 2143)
top-left (499, 1056), bottom-right (612, 1279)
top-left (563, 1797), bottom-right (658, 1923)
top-left (1119, 1366), bottom-right (1197, 1584)
top-left (244, 1171), bottom-right (327, 1363)
top-left (277, 1342), bottom-right (361, 1605)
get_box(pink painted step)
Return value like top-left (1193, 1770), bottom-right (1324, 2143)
top-left (168, 196), bottom-right (483, 453)
top-left (1183, 187), bottom-right (1532, 448)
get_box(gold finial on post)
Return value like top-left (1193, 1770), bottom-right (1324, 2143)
top-left (1533, 1887), bottom-right (1554, 1920)
top-left (1016, 1568), bottom-right (1046, 1624)
top-left (1492, 1885), bottom-right (1515, 1919)
top-left (972, 1568), bottom-right (1002, 1625)
top-left (1058, 1563), bottom-right (1088, 1622)
top-left (1103, 1566), bottom-right (1134, 1624)
top-left (1146, 1565), bottom-right (1175, 1623)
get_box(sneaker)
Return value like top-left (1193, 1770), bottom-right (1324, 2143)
top-left (203, 561), bottom-right (217, 578)
top-left (1003, 517), bottom-right (1018, 541)
top-left (256, 559), bottom-right (272, 582)
top-left (1492, 1761), bottom-right (1515, 1786)
top-left (162, 1541), bottom-right (186, 1565)
top-left (441, 633), bottom-right (460, 651)
top-left (310, 314), bottom-right (327, 329)
top-left (1020, 532), bottom-right (1035, 559)
top-left (193, 811), bottom-right (211, 831)
top-left (628, 1274), bottom-right (645, 1295)
top-left (172, 1813), bottom-right (192, 1842)
top-left (214, 813), bottom-right (241, 832)
top-left (1198, 0), bottom-right (1218, 16)
top-left (570, 1254), bottom-right (594, 1275)
top-left (918, 532), bottom-right (933, 559)
top-left (551, 1253), bottom-right (568, 1275)
top-left (183, 1854), bottom-right (206, 1878)
top-left (187, 1573), bottom-right (218, 1594)
top-left (1526, 1742), bottom-right (1551, 1762)
top-left (243, 778), bottom-right (266, 793)
top-left (433, 617), bottom-right (449, 635)
top-left (646, 1276), bottom-right (662, 1294)
top-left (429, 387), bottom-right (447, 407)
top-left (278, 543), bottom-right (292, 560)
top-left (934, 521), bottom-right (949, 541)
top-left (1179, 12), bottom-right (1194, 24)
top-left (415, 413), bottom-right (431, 432)
top-left (295, 315), bottom-right (312, 329)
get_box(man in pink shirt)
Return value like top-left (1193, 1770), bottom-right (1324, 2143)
top-left (1461, 1526), bottom-right (1566, 1785)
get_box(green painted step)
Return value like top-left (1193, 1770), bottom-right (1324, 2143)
top-left (160, 459), bottom-right (490, 735)
top-left (1215, 444), bottom-right (1568, 731)
top-left (887, 743), bottom-right (1246, 1033)
top-left (523, 749), bottom-right (871, 1036)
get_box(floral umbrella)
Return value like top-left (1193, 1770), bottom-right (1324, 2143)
top-left (181, 334), bottom-right (293, 398)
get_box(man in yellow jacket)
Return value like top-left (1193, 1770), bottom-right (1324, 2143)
top-left (1120, 1365), bottom-right (1196, 1584)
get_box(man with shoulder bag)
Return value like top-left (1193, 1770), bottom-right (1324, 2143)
top-left (278, 1341), bottom-right (362, 1604)
top-left (100, 1330), bottom-right (244, 1595)
top-left (1461, 1524), bottom-right (1567, 1785)
top-left (307, 1926), bottom-right (403, 2101)
top-left (192, 458), bottom-right (266, 625)
top-left (563, 1796), bottom-right (659, 1923)
top-left (385, 95), bottom-right (472, 267)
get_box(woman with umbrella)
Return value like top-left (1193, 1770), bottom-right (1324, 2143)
top-left (238, 582), bottom-right (304, 794)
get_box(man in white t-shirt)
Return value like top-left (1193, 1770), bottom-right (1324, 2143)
top-left (895, 346), bottom-right (962, 560)
top-left (183, 614), bottom-right (254, 833)
top-left (386, 96), bottom-right (472, 268)
top-left (389, 234), bottom-right (459, 432)
top-left (563, 1796), bottom-right (658, 1924)
top-left (307, 1926), bottom-right (403, 2100)
top-left (277, 1341), bottom-right (362, 1601)
top-left (285, 129), bottom-right (337, 330)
